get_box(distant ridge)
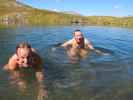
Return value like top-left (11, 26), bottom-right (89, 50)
top-left (0, 0), bottom-right (133, 27)
top-left (62, 11), bottom-right (82, 16)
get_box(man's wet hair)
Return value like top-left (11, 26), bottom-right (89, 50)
top-left (73, 30), bottom-right (82, 35)
top-left (16, 42), bottom-right (31, 52)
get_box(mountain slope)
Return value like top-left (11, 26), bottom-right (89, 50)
top-left (0, 0), bottom-right (82, 25)
top-left (0, 0), bottom-right (133, 27)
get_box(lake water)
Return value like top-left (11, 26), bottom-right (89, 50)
top-left (0, 26), bottom-right (133, 100)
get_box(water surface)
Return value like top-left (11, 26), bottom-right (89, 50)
top-left (0, 26), bottom-right (133, 100)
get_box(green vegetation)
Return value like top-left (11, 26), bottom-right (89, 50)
top-left (0, 0), bottom-right (82, 26)
top-left (0, 0), bottom-right (133, 27)
top-left (84, 16), bottom-right (133, 27)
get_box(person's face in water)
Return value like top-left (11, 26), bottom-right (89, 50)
top-left (17, 48), bottom-right (31, 67)
top-left (74, 31), bottom-right (84, 44)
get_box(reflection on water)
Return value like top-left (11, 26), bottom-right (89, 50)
top-left (0, 26), bottom-right (133, 100)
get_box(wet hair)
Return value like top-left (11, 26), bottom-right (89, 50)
top-left (16, 42), bottom-right (31, 54)
top-left (73, 29), bottom-right (82, 35)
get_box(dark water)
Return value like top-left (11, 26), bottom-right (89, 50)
top-left (0, 26), bottom-right (133, 100)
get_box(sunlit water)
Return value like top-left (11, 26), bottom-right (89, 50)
top-left (0, 26), bottom-right (133, 100)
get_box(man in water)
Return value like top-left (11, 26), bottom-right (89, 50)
top-left (4, 42), bottom-right (47, 97)
top-left (61, 30), bottom-right (104, 62)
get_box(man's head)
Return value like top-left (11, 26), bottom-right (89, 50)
top-left (16, 42), bottom-right (32, 61)
top-left (73, 30), bottom-right (84, 44)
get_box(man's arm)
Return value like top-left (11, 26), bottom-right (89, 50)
top-left (86, 39), bottom-right (108, 55)
top-left (33, 53), bottom-right (45, 82)
top-left (34, 54), bottom-right (48, 98)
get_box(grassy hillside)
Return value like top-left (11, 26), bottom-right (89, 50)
top-left (84, 16), bottom-right (133, 27)
top-left (0, 0), bottom-right (133, 27)
top-left (0, 0), bottom-right (82, 26)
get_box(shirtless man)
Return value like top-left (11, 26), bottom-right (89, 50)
top-left (4, 42), bottom-right (47, 97)
top-left (61, 30), bottom-right (104, 62)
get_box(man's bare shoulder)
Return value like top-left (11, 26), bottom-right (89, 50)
top-left (11, 54), bottom-right (18, 59)
top-left (84, 38), bottom-right (94, 50)
top-left (84, 38), bottom-right (91, 44)
top-left (31, 48), bottom-right (41, 58)
top-left (3, 54), bottom-right (18, 70)
top-left (31, 48), bottom-right (37, 53)
top-left (61, 38), bottom-right (74, 47)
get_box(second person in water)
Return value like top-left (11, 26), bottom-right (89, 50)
top-left (61, 30), bottom-right (106, 62)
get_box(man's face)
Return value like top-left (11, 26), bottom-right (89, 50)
top-left (17, 48), bottom-right (31, 66)
top-left (74, 31), bottom-right (84, 44)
